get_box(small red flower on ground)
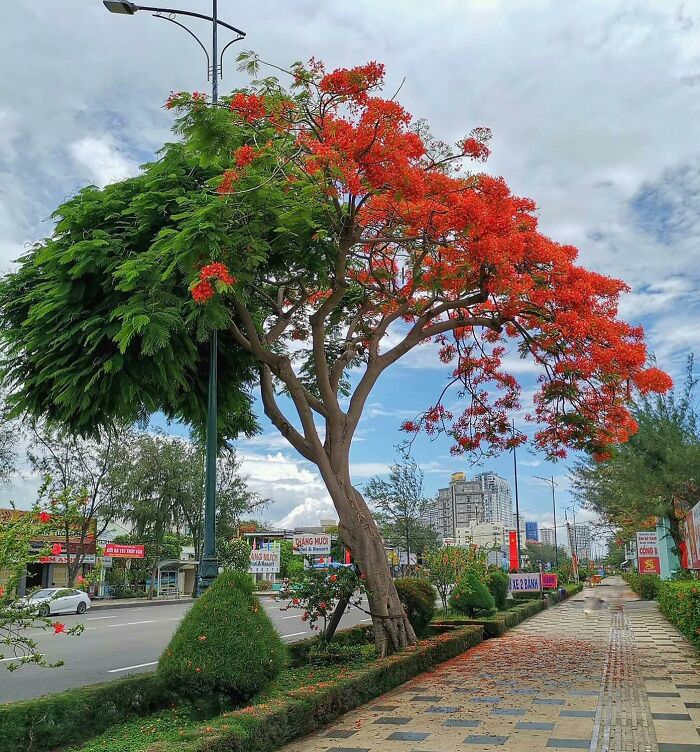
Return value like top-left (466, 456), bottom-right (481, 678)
top-left (198, 635), bottom-right (207, 642)
top-left (53, 622), bottom-right (65, 634)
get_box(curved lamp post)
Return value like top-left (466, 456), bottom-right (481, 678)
top-left (103, 0), bottom-right (246, 595)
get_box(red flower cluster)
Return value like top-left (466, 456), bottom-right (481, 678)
top-left (234, 144), bottom-right (258, 168)
top-left (191, 280), bottom-right (214, 304)
top-left (51, 543), bottom-right (62, 555)
top-left (319, 61), bottom-right (385, 99)
top-left (53, 622), bottom-right (65, 634)
top-left (229, 92), bottom-right (266, 122)
top-left (200, 262), bottom-right (235, 285)
top-left (217, 169), bottom-right (240, 195)
top-left (38, 511), bottom-right (51, 523)
top-left (191, 262), bottom-right (235, 304)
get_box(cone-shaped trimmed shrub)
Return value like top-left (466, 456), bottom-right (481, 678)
top-left (486, 568), bottom-right (510, 610)
top-left (395, 577), bottom-right (437, 636)
top-left (158, 570), bottom-right (285, 699)
top-left (449, 571), bottom-right (496, 616)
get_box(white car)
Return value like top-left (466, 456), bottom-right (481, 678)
top-left (14, 587), bottom-right (91, 616)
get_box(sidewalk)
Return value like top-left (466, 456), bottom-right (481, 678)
top-left (89, 596), bottom-right (193, 611)
top-left (281, 577), bottom-right (700, 752)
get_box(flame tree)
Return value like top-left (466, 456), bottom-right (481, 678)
top-left (0, 57), bottom-right (670, 654)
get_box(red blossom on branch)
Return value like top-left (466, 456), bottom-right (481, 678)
top-left (50, 543), bottom-right (62, 555)
top-left (38, 511), bottom-right (51, 523)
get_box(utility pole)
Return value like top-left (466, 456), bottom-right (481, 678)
top-left (102, 0), bottom-right (246, 595)
top-left (512, 421), bottom-right (522, 571)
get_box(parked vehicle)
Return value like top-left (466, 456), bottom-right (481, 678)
top-left (12, 587), bottom-right (91, 616)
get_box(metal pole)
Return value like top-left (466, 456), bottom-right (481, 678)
top-left (512, 422), bottom-right (522, 571)
top-left (551, 477), bottom-right (558, 568)
top-left (198, 0), bottom-right (219, 594)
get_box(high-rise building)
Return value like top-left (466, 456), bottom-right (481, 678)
top-left (569, 523), bottom-right (592, 561)
top-left (540, 527), bottom-right (557, 547)
top-left (435, 472), bottom-right (485, 541)
top-left (525, 521), bottom-right (539, 542)
top-left (473, 471), bottom-right (513, 527)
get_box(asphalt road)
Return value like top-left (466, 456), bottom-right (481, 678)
top-left (0, 598), bottom-right (372, 703)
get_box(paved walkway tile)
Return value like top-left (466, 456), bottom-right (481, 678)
top-left (281, 577), bottom-right (700, 752)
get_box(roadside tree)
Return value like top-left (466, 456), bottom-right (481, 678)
top-left (572, 356), bottom-right (700, 552)
top-left (365, 459), bottom-right (438, 571)
top-left (426, 546), bottom-right (469, 614)
top-left (0, 59), bottom-right (670, 652)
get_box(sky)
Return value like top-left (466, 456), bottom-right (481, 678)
top-left (2, 1), bottom-right (700, 549)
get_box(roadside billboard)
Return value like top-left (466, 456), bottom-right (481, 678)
top-left (636, 531), bottom-right (661, 575)
top-left (249, 545), bottom-right (281, 574)
top-left (104, 543), bottom-right (145, 559)
top-left (509, 573), bottom-right (541, 593)
top-left (292, 534), bottom-right (331, 556)
top-left (541, 573), bottom-right (558, 590)
top-left (685, 501), bottom-right (700, 570)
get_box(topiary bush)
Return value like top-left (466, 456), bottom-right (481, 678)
top-left (486, 568), bottom-right (510, 610)
top-left (449, 572), bottom-right (496, 616)
top-left (158, 570), bottom-right (285, 700)
top-left (395, 577), bottom-right (437, 636)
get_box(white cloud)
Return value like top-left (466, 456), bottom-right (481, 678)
top-left (69, 136), bottom-right (138, 188)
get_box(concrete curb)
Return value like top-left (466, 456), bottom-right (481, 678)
top-left (89, 597), bottom-right (193, 611)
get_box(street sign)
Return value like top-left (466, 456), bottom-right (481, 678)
top-left (508, 573), bottom-right (541, 592)
top-left (104, 543), bottom-right (145, 559)
top-left (443, 537), bottom-right (455, 546)
top-left (636, 531), bottom-right (661, 575)
top-left (292, 533), bottom-right (331, 556)
top-left (249, 546), bottom-right (280, 574)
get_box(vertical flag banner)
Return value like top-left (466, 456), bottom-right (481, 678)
top-left (508, 531), bottom-right (518, 572)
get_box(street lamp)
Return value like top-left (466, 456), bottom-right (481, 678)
top-left (534, 475), bottom-right (558, 568)
top-left (102, 1), bottom-right (245, 595)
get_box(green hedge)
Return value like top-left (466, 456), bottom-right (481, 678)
top-left (657, 581), bottom-right (700, 650)
top-left (151, 625), bottom-right (484, 752)
top-left (287, 625), bottom-right (373, 664)
top-left (623, 572), bottom-right (660, 600)
top-left (432, 599), bottom-right (545, 637)
top-left (0, 673), bottom-right (179, 752)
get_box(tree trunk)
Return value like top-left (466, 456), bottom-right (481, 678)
top-left (325, 595), bottom-right (349, 642)
top-left (325, 474), bottom-right (416, 656)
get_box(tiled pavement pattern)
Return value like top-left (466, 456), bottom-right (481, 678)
top-left (281, 576), bottom-right (700, 752)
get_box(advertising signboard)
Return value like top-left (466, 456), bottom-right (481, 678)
top-left (0, 508), bottom-right (97, 553)
top-left (541, 573), bottom-right (558, 590)
top-left (104, 543), bottom-right (145, 559)
top-left (38, 554), bottom-right (97, 564)
top-left (249, 545), bottom-right (281, 574)
top-left (292, 534), bottom-right (331, 556)
top-left (508, 573), bottom-right (541, 593)
top-left (636, 531), bottom-right (661, 575)
top-left (685, 501), bottom-right (700, 570)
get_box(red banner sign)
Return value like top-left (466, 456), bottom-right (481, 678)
top-left (104, 543), bottom-right (145, 559)
top-left (638, 556), bottom-right (661, 574)
top-left (508, 531), bottom-right (518, 572)
top-left (542, 573), bottom-right (558, 589)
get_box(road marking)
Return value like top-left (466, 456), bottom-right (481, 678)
top-left (0, 654), bottom-right (43, 663)
top-left (106, 620), bottom-right (155, 627)
top-left (108, 661), bottom-right (158, 673)
top-left (87, 615), bottom-right (119, 621)
top-left (282, 631), bottom-right (306, 639)
top-left (361, 618), bottom-right (372, 622)
top-left (280, 615), bottom-right (300, 620)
